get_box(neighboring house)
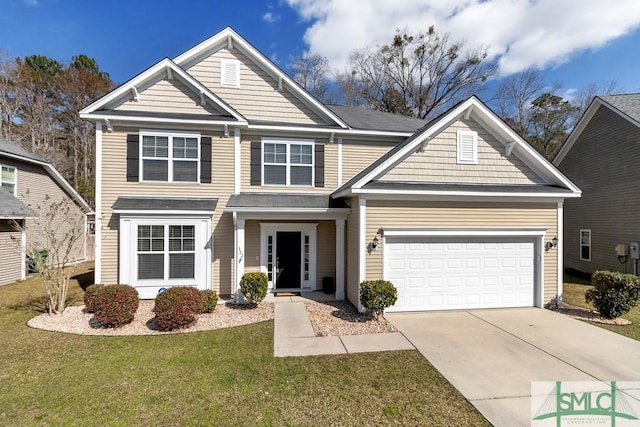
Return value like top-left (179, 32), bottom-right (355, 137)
top-left (555, 94), bottom-right (640, 275)
top-left (80, 27), bottom-right (580, 311)
top-left (0, 138), bottom-right (92, 285)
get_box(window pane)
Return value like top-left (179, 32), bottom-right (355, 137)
top-left (142, 136), bottom-right (168, 158)
top-left (290, 166), bottom-right (312, 185)
top-left (1, 166), bottom-right (15, 182)
top-left (151, 238), bottom-right (164, 252)
top-left (300, 145), bottom-right (312, 164)
top-left (173, 137), bottom-right (186, 158)
top-left (169, 253), bottom-right (195, 279)
top-left (2, 182), bottom-right (15, 195)
top-left (275, 144), bottom-right (286, 163)
top-left (173, 160), bottom-right (198, 182)
top-left (185, 138), bottom-right (198, 159)
top-left (138, 225), bottom-right (150, 238)
top-left (143, 159), bottom-right (168, 181)
top-left (138, 254), bottom-right (164, 279)
top-left (264, 143), bottom-right (275, 163)
top-left (264, 165), bottom-right (286, 185)
top-left (138, 239), bottom-right (150, 252)
top-left (151, 226), bottom-right (164, 238)
top-left (581, 246), bottom-right (590, 260)
top-left (169, 239), bottom-right (182, 252)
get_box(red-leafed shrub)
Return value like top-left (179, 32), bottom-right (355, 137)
top-left (93, 284), bottom-right (139, 327)
top-left (83, 284), bottom-right (103, 313)
top-left (153, 287), bottom-right (204, 331)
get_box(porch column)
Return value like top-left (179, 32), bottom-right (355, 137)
top-left (234, 215), bottom-right (245, 301)
top-left (335, 218), bottom-right (345, 300)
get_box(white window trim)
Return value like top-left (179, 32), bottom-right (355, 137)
top-left (457, 130), bottom-right (478, 164)
top-left (261, 138), bottom-right (315, 187)
top-left (259, 223), bottom-right (318, 291)
top-left (220, 59), bottom-right (240, 88)
top-left (139, 130), bottom-right (201, 183)
top-left (0, 164), bottom-right (17, 196)
top-left (580, 229), bottom-right (591, 261)
top-left (119, 215), bottom-right (212, 299)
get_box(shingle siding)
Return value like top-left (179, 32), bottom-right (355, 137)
top-left (559, 105), bottom-right (640, 274)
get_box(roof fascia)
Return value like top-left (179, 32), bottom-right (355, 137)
top-left (356, 189), bottom-right (576, 203)
top-left (173, 27), bottom-right (349, 129)
top-left (553, 98), bottom-right (602, 165)
top-left (79, 113), bottom-right (248, 127)
top-left (246, 123), bottom-right (413, 138)
top-left (113, 209), bottom-right (216, 215)
top-left (80, 58), bottom-right (246, 123)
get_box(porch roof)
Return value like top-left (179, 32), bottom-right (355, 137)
top-left (112, 196), bottom-right (218, 213)
top-left (0, 187), bottom-right (28, 219)
top-left (225, 193), bottom-right (349, 212)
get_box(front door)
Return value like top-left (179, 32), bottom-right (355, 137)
top-left (275, 231), bottom-right (301, 289)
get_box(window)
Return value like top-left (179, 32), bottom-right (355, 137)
top-left (457, 130), bottom-right (478, 164)
top-left (580, 229), bottom-right (591, 261)
top-left (263, 139), bottom-right (313, 186)
top-left (221, 59), bottom-right (240, 88)
top-left (1, 165), bottom-right (16, 196)
top-left (141, 133), bottom-right (199, 182)
top-left (137, 224), bottom-right (196, 281)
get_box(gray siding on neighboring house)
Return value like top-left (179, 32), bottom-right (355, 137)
top-left (559, 105), bottom-right (640, 274)
top-left (0, 220), bottom-right (22, 285)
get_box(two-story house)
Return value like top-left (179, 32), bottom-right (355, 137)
top-left (0, 137), bottom-right (92, 285)
top-left (80, 27), bottom-right (580, 311)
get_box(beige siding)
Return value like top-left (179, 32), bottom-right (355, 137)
top-left (240, 134), bottom-right (338, 193)
top-left (114, 78), bottom-right (214, 115)
top-left (559, 106), bottom-right (640, 274)
top-left (2, 158), bottom-right (86, 263)
top-left (0, 221), bottom-right (22, 285)
top-left (341, 140), bottom-right (395, 185)
top-left (186, 47), bottom-right (328, 125)
top-left (382, 119), bottom-right (544, 184)
top-left (244, 220), bottom-right (261, 273)
top-left (100, 128), bottom-right (235, 295)
top-left (365, 201), bottom-right (559, 305)
top-left (345, 198), bottom-right (360, 306)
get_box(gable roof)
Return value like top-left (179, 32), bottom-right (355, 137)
top-left (333, 96), bottom-right (581, 199)
top-left (326, 105), bottom-right (427, 132)
top-left (173, 27), bottom-right (348, 129)
top-left (0, 187), bottom-right (28, 219)
top-left (0, 137), bottom-right (92, 213)
top-left (79, 58), bottom-right (247, 125)
top-left (554, 94), bottom-right (640, 165)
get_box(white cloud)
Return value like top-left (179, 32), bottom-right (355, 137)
top-left (263, 12), bottom-right (280, 23)
top-left (285, 0), bottom-right (640, 76)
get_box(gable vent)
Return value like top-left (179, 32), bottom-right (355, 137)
top-left (221, 59), bottom-right (240, 88)
top-left (457, 130), bottom-right (477, 164)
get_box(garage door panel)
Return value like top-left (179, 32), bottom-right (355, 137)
top-left (385, 237), bottom-right (536, 312)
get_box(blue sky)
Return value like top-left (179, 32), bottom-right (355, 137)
top-left (1, 0), bottom-right (639, 100)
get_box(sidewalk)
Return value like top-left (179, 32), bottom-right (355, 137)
top-left (271, 293), bottom-right (414, 357)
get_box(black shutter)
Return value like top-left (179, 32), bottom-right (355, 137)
top-left (250, 141), bottom-right (261, 186)
top-left (200, 137), bottom-right (212, 183)
top-left (126, 134), bottom-right (139, 182)
top-left (314, 143), bottom-right (324, 187)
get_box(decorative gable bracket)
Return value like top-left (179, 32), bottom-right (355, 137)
top-left (505, 141), bottom-right (516, 156)
top-left (131, 87), bottom-right (140, 102)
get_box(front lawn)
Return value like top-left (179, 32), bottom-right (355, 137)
top-left (0, 265), bottom-right (488, 426)
top-left (563, 275), bottom-right (640, 341)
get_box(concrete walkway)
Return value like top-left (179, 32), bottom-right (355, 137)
top-left (271, 293), bottom-right (414, 357)
top-left (387, 308), bottom-right (640, 427)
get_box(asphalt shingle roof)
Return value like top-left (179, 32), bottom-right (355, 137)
top-left (0, 137), bottom-right (45, 163)
top-left (326, 105), bottom-right (427, 132)
top-left (0, 187), bottom-right (28, 218)
top-left (363, 181), bottom-right (573, 194)
top-left (600, 94), bottom-right (640, 124)
top-left (227, 193), bottom-right (349, 210)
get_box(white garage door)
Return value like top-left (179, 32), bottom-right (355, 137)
top-left (385, 237), bottom-right (536, 312)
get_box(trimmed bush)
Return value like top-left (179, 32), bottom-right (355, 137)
top-left (93, 284), bottom-right (139, 328)
top-left (83, 284), bottom-right (103, 313)
top-left (586, 271), bottom-right (640, 319)
top-left (154, 287), bottom-right (204, 331)
top-left (360, 280), bottom-right (398, 319)
top-left (239, 272), bottom-right (268, 306)
top-left (200, 289), bottom-right (218, 313)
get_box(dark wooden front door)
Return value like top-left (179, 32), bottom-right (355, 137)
top-left (276, 231), bottom-right (301, 289)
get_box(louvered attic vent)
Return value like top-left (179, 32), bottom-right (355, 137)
top-left (457, 130), bottom-right (478, 164)
top-left (220, 59), bottom-right (240, 88)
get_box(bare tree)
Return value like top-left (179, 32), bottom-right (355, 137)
top-left (571, 80), bottom-right (623, 122)
top-left (11, 196), bottom-right (85, 314)
top-left (0, 51), bottom-right (21, 141)
top-left (337, 26), bottom-right (497, 119)
top-left (493, 69), bottom-right (547, 137)
top-left (290, 54), bottom-right (334, 103)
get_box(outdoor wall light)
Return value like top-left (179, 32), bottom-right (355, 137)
top-left (371, 235), bottom-right (379, 250)
top-left (545, 236), bottom-right (558, 251)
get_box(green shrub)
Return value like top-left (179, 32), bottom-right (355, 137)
top-left (200, 289), bottom-right (218, 313)
top-left (360, 280), bottom-right (398, 318)
top-left (93, 284), bottom-right (139, 328)
top-left (83, 284), bottom-right (103, 313)
top-left (239, 272), bottom-right (268, 306)
top-left (586, 270), bottom-right (640, 319)
top-left (154, 287), bottom-right (204, 331)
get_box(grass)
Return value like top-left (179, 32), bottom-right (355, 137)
top-left (563, 273), bottom-right (640, 341)
top-left (0, 264), bottom-right (488, 426)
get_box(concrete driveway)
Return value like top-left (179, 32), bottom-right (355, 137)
top-left (387, 308), bottom-right (640, 427)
